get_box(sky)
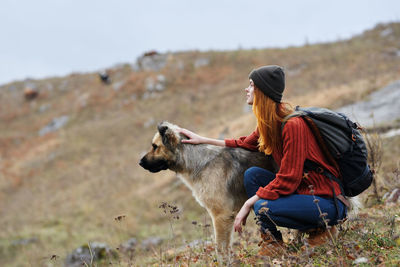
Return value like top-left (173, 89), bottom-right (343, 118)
top-left (1, 0), bottom-right (399, 85)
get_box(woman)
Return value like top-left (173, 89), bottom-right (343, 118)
top-left (179, 65), bottom-right (347, 256)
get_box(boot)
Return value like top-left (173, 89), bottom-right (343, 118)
top-left (305, 225), bottom-right (337, 247)
top-left (258, 232), bottom-right (286, 257)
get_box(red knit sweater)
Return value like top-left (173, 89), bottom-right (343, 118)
top-left (225, 117), bottom-right (342, 200)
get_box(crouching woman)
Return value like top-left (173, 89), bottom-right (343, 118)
top-left (230, 66), bottom-right (348, 256)
top-left (181, 65), bottom-right (348, 257)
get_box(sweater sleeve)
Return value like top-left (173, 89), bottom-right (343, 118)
top-left (256, 118), bottom-right (308, 199)
top-left (224, 129), bottom-right (259, 151)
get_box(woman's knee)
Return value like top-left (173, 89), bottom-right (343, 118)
top-left (243, 167), bottom-right (261, 187)
top-left (244, 167), bottom-right (275, 187)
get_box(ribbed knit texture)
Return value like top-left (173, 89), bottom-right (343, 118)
top-left (225, 117), bottom-right (342, 199)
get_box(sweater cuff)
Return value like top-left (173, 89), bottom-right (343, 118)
top-left (224, 139), bottom-right (237, 147)
top-left (256, 187), bottom-right (279, 200)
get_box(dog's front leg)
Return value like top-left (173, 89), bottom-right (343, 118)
top-left (210, 212), bottom-right (235, 263)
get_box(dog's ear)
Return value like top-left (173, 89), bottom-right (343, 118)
top-left (157, 123), bottom-right (178, 148)
top-left (158, 124), bottom-right (168, 137)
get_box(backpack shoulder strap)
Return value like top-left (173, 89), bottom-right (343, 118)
top-left (302, 116), bottom-right (339, 171)
top-left (281, 106), bottom-right (306, 132)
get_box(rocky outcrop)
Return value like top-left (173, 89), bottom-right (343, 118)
top-left (141, 237), bottom-right (163, 251)
top-left (336, 80), bottom-right (400, 128)
top-left (65, 242), bottom-right (117, 267)
top-left (136, 52), bottom-right (168, 72)
top-left (145, 74), bottom-right (166, 92)
top-left (39, 116), bottom-right (69, 136)
top-left (119, 238), bottom-right (137, 254)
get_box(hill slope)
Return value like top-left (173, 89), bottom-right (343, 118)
top-left (0, 22), bottom-right (400, 266)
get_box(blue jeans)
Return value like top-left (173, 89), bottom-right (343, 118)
top-left (244, 167), bottom-right (347, 240)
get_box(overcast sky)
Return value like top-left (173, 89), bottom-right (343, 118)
top-left (1, 0), bottom-right (399, 85)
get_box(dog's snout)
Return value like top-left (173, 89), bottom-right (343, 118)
top-left (139, 157), bottom-right (146, 167)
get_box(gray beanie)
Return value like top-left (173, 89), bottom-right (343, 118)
top-left (249, 65), bottom-right (285, 103)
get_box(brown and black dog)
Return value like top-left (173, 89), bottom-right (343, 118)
top-left (139, 121), bottom-right (277, 257)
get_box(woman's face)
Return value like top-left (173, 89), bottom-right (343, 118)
top-left (245, 79), bottom-right (255, 105)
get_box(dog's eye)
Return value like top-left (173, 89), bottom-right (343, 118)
top-left (152, 144), bottom-right (158, 150)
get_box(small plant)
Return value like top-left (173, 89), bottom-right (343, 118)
top-left (158, 201), bottom-right (180, 265)
top-left (308, 184), bottom-right (342, 261)
top-left (364, 126), bottom-right (383, 202)
top-left (158, 202), bottom-right (180, 239)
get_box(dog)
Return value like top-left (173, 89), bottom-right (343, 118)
top-left (139, 121), bottom-right (277, 256)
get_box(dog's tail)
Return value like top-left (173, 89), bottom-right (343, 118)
top-left (346, 196), bottom-right (362, 220)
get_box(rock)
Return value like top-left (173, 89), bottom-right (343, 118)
top-left (194, 58), bottom-right (210, 68)
top-left (385, 188), bottom-right (400, 204)
top-left (354, 257), bottom-right (368, 264)
top-left (112, 81), bottom-right (124, 91)
top-left (141, 237), bottom-right (163, 251)
top-left (119, 238), bottom-right (137, 253)
top-left (185, 239), bottom-right (212, 248)
top-left (380, 28), bottom-right (393, 37)
top-left (381, 128), bottom-right (400, 139)
top-left (155, 75), bottom-right (166, 90)
top-left (145, 75), bottom-right (166, 92)
top-left (39, 104), bottom-right (50, 113)
top-left (382, 191), bottom-right (390, 200)
top-left (145, 77), bottom-right (155, 92)
top-left (142, 91), bottom-right (156, 100)
top-left (335, 80), bottom-right (400, 127)
top-left (39, 116), bottom-right (69, 136)
top-left (137, 53), bottom-right (168, 72)
top-left (65, 242), bottom-right (117, 267)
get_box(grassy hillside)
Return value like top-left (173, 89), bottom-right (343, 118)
top-left (0, 22), bottom-right (400, 266)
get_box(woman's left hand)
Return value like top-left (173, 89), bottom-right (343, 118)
top-left (234, 195), bottom-right (260, 234)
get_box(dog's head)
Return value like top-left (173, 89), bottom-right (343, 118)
top-left (139, 121), bottom-right (183, 173)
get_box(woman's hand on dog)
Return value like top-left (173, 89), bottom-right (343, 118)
top-left (179, 128), bottom-right (206, 144)
top-left (179, 128), bottom-right (225, 146)
top-left (234, 195), bottom-right (260, 234)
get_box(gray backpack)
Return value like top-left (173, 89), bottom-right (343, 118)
top-left (283, 106), bottom-right (374, 198)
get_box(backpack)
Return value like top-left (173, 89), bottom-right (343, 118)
top-left (282, 106), bottom-right (374, 198)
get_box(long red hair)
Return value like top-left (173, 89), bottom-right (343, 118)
top-left (252, 88), bottom-right (293, 155)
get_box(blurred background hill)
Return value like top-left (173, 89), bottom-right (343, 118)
top-left (1, 22), bottom-right (400, 266)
